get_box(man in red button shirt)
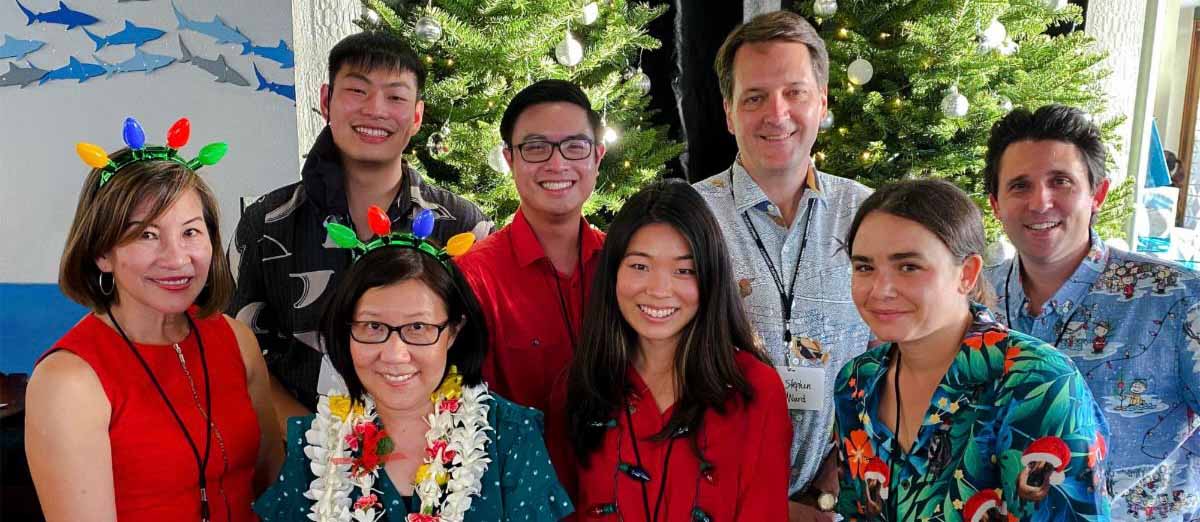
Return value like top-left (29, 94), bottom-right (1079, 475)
top-left (456, 80), bottom-right (607, 414)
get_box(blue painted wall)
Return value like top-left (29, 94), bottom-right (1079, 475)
top-left (0, 284), bottom-right (87, 374)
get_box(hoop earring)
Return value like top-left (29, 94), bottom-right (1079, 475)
top-left (99, 272), bottom-right (115, 296)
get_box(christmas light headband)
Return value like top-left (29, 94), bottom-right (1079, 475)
top-left (325, 205), bottom-right (476, 268)
top-left (75, 117), bottom-right (228, 187)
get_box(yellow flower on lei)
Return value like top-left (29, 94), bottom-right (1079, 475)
top-left (414, 464), bottom-right (449, 486)
top-left (328, 394), bottom-right (364, 421)
top-left (432, 365), bottom-right (464, 401)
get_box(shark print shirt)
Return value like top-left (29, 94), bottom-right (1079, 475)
top-left (693, 162), bottom-right (873, 495)
top-left (834, 305), bottom-right (1111, 522)
top-left (986, 230), bottom-right (1200, 521)
top-left (228, 128), bottom-right (492, 410)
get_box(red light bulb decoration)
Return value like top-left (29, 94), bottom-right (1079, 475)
top-left (367, 205), bottom-right (391, 237)
top-left (167, 118), bottom-right (191, 149)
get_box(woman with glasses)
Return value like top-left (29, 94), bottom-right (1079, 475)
top-left (255, 211), bottom-right (573, 521)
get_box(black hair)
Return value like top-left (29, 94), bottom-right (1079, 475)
top-left (319, 245), bottom-right (487, 406)
top-left (327, 31), bottom-right (427, 100)
top-left (984, 104), bottom-right (1106, 197)
top-left (566, 178), bottom-right (769, 465)
top-left (499, 79), bottom-right (603, 145)
top-left (844, 179), bottom-right (995, 308)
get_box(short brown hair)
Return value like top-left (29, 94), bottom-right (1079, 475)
top-left (59, 150), bottom-right (233, 317)
top-left (714, 10), bottom-right (829, 101)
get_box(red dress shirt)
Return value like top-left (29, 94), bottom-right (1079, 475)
top-left (547, 350), bottom-right (793, 521)
top-left (456, 208), bottom-right (604, 414)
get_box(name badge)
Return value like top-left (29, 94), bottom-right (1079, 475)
top-left (777, 366), bottom-right (825, 411)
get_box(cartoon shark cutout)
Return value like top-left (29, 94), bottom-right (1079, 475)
top-left (15, 0), bottom-right (99, 30)
top-left (94, 49), bottom-right (175, 77)
top-left (178, 35), bottom-right (249, 86)
top-left (0, 61), bottom-right (47, 87)
top-left (240, 39), bottom-right (293, 69)
top-left (83, 20), bottom-right (165, 51)
top-left (171, 0), bottom-right (248, 45)
top-left (0, 34), bottom-right (45, 60)
top-left (253, 63), bottom-right (294, 102)
top-left (39, 56), bottom-right (104, 84)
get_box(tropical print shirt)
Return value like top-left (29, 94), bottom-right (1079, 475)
top-left (834, 305), bottom-right (1110, 521)
top-left (693, 162), bottom-right (873, 495)
top-left (986, 230), bottom-right (1200, 521)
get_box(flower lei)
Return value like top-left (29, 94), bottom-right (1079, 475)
top-left (304, 366), bottom-right (492, 522)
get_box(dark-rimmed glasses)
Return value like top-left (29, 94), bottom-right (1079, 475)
top-left (511, 138), bottom-right (594, 163)
top-left (349, 320), bottom-right (451, 345)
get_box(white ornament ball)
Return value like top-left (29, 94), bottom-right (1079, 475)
top-left (998, 96), bottom-right (1013, 112)
top-left (1043, 0), bottom-right (1069, 10)
top-left (980, 18), bottom-right (1007, 49)
top-left (581, 2), bottom-right (600, 25)
top-left (847, 58), bottom-right (874, 85)
top-left (813, 0), bottom-right (838, 17)
top-left (364, 9), bottom-right (380, 24)
top-left (487, 143), bottom-right (510, 174)
top-left (555, 32), bottom-right (584, 67)
top-left (427, 130), bottom-right (450, 158)
top-left (820, 110), bottom-right (835, 130)
top-left (941, 87), bottom-right (969, 118)
top-left (414, 16), bottom-right (443, 45)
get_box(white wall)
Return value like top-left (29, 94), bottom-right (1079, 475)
top-left (1087, 0), bottom-right (1150, 186)
top-left (0, 0), bottom-right (299, 284)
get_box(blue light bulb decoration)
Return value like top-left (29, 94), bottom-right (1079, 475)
top-left (412, 208), bottom-right (435, 239)
top-left (122, 117), bottom-right (146, 150)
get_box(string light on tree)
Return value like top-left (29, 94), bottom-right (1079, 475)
top-left (555, 30), bottom-right (584, 67)
top-left (940, 85), bottom-right (969, 118)
top-left (414, 15), bottom-right (443, 45)
top-left (813, 0), bottom-right (837, 17)
top-left (847, 58), bottom-right (873, 85)
top-left (601, 115), bottom-right (619, 145)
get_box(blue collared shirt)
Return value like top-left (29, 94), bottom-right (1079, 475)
top-left (694, 162), bottom-right (873, 495)
top-left (986, 229), bottom-right (1200, 521)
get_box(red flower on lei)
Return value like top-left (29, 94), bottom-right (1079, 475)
top-left (407, 514), bottom-right (441, 522)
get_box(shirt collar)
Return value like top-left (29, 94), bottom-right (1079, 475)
top-left (729, 159), bottom-right (823, 214)
top-left (511, 207), bottom-right (604, 268)
top-left (1007, 229), bottom-right (1108, 318)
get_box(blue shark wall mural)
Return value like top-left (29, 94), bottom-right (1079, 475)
top-left (0, 0), bottom-right (299, 374)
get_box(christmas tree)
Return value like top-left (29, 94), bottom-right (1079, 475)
top-left (361, 0), bottom-right (682, 226)
top-left (792, 0), bottom-right (1132, 241)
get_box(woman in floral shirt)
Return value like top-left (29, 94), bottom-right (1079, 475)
top-left (834, 180), bottom-right (1109, 521)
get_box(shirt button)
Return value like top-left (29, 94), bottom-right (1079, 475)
top-left (532, 339), bottom-right (540, 347)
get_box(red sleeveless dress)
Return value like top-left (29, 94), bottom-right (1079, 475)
top-left (42, 311), bottom-right (260, 521)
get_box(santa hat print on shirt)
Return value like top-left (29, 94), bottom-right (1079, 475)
top-left (963, 489), bottom-right (1015, 522)
top-left (863, 457), bottom-right (891, 500)
top-left (1020, 436), bottom-right (1071, 485)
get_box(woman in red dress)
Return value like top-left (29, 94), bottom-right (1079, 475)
top-left (547, 179), bottom-right (792, 521)
top-left (25, 119), bottom-right (282, 521)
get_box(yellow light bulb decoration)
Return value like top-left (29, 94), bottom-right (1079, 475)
top-left (76, 142), bottom-right (111, 169)
top-left (837, 28), bottom-right (849, 39)
top-left (445, 232), bottom-right (476, 257)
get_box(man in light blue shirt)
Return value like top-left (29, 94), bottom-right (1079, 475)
top-left (693, 11), bottom-right (871, 519)
top-left (984, 104), bottom-right (1200, 521)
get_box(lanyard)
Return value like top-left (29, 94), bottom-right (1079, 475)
top-left (732, 167), bottom-right (817, 345)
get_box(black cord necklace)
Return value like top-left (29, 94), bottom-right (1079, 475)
top-left (890, 346), bottom-right (902, 522)
top-left (550, 219), bottom-right (586, 349)
top-left (107, 308), bottom-right (214, 522)
top-left (618, 401), bottom-right (707, 522)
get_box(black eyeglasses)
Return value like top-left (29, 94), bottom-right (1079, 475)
top-left (511, 138), bottom-right (594, 163)
top-left (349, 320), bottom-right (451, 346)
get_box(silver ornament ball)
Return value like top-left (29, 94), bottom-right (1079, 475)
top-left (581, 2), bottom-right (600, 25)
top-left (415, 16), bottom-right (443, 45)
top-left (813, 0), bottom-right (838, 17)
top-left (364, 9), bottom-right (380, 24)
top-left (487, 143), bottom-right (510, 174)
top-left (998, 96), bottom-right (1014, 112)
top-left (847, 58), bottom-right (874, 85)
top-left (555, 32), bottom-right (584, 67)
top-left (941, 87), bottom-right (969, 118)
top-left (427, 130), bottom-right (450, 158)
top-left (627, 68), bottom-right (651, 95)
top-left (820, 110), bottom-right (834, 130)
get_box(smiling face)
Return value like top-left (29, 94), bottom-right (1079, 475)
top-left (849, 212), bottom-right (981, 346)
top-left (615, 223), bottom-right (700, 353)
top-left (506, 101), bottom-right (605, 222)
top-left (95, 189), bottom-right (212, 318)
top-left (321, 65), bottom-right (424, 170)
top-left (724, 41), bottom-right (827, 180)
top-left (989, 140), bottom-right (1109, 271)
top-left (349, 279), bottom-right (458, 416)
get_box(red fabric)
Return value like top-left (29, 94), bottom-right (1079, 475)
top-left (456, 208), bottom-right (604, 414)
top-left (43, 311), bottom-right (260, 522)
top-left (546, 350), bottom-right (792, 521)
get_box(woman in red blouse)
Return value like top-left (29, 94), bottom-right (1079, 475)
top-left (547, 179), bottom-right (793, 521)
